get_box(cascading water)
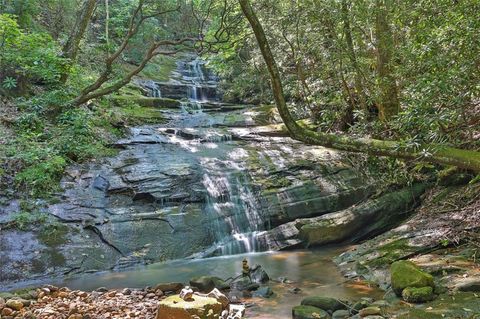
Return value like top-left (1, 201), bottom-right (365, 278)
top-left (143, 79), bottom-right (161, 97)
top-left (201, 158), bottom-right (268, 256)
top-left (139, 55), bottom-right (271, 255)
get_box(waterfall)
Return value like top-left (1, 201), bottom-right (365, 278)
top-left (144, 79), bottom-right (161, 98)
top-left (201, 160), bottom-right (268, 256)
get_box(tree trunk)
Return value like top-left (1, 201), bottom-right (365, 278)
top-left (341, 0), bottom-right (367, 112)
top-left (60, 0), bottom-right (97, 83)
top-left (238, 0), bottom-right (480, 172)
top-left (375, 0), bottom-right (400, 121)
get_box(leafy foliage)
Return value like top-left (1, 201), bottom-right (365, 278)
top-left (0, 14), bottom-right (68, 88)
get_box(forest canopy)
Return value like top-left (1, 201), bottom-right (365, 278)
top-left (0, 0), bottom-right (479, 199)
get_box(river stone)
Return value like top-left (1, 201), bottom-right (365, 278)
top-left (301, 296), bottom-right (346, 313)
top-left (455, 278), bottom-right (480, 292)
top-left (156, 295), bottom-right (222, 319)
top-left (231, 276), bottom-right (259, 291)
top-left (252, 286), bottom-right (273, 298)
top-left (292, 305), bottom-right (329, 319)
top-left (154, 282), bottom-right (184, 293)
top-left (359, 306), bottom-right (381, 317)
top-left (332, 309), bottom-right (350, 319)
top-left (401, 286), bottom-right (435, 303)
top-left (190, 276), bottom-right (230, 293)
top-left (352, 299), bottom-right (370, 312)
top-left (250, 266), bottom-right (270, 283)
top-left (390, 261), bottom-right (434, 296)
top-left (5, 299), bottom-right (23, 311)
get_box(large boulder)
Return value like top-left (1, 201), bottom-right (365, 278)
top-left (156, 295), bottom-right (222, 319)
top-left (292, 305), bottom-right (329, 319)
top-left (390, 261), bottom-right (434, 296)
top-left (301, 296), bottom-right (346, 313)
top-left (190, 276), bottom-right (230, 293)
top-left (298, 184), bottom-right (427, 247)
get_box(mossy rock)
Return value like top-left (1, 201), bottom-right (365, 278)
top-left (397, 309), bottom-right (443, 319)
top-left (134, 97), bottom-right (180, 109)
top-left (113, 96), bottom-right (180, 109)
top-left (402, 286), bottom-right (435, 303)
top-left (391, 260), bottom-right (434, 296)
top-left (157, 295), bottom-right (222, 319)
top-left (292, 305), bottom-right (329, 319)
top-left (301, 296), bottom-right (346, 313)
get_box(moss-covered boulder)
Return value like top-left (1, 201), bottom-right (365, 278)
top-left (391, 261), bottom-right (434, 296)
top-left (156, 295), bottom-right (222, 319)
top-left (301, 296), bottom-right (346, 313)
top-left (402, 286), bottom-right (435, 303)
top-left (292, 305), bottom-right (330, 319)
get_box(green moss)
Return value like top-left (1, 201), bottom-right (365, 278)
top-left (15, 155), bottom-right (66, 197)
top-left (391, 260), bottom-right (435, 296)
top-left (139, 55), bottom-right (177, 82)
top-left (113, 96), bottom-right (180, 109)
top-left (402, 286), bottom-right (435, 303)
top-left (366, 238), bottom-right (412, 267)
top-left (292, 305), bottom-right (329, 319)
top-left (12, 210), bottom-right (48, 230)
top-left (38, 223), bottom-right (69, 246)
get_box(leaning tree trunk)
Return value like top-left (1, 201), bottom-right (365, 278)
top-left (60, 0), bottom-right (97, 83)
top-left (238, 0), bottom-right (480, 172)
top-left (375, 0), bottom-right (400, 121)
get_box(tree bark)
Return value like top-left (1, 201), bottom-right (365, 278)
top-left (61, 0), bottom-right (97, 83)
top-left (238, 0), bottom-right (480, 172)
top-left (375, 0), bottom-right (400, 121)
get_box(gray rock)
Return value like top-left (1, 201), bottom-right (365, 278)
top-left (298, 184), bottom-right (428, 247)
top-left (332, 309), bottom-right (350, 319)
top-left (154, 282), bottom-right (184, 293)
top-left (190, 276), bottom-right (229, 293)
top-left (252, 286), bottom-right (273, 298)
top-left (250, 266), bottom-right (270, 284)
top-left (456, 279), bottom-right (480, 292)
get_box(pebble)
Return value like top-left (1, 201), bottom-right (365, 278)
top-left (1, 307), bottom-right (14, 316)
top-left (6, 299), bottom-right (24, 311)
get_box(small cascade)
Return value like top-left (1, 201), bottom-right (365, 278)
top-left (143, 79), bottom-right (161, 98)
top-left (201, 163), bottom-right (268, 256)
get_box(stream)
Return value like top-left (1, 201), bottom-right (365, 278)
top-left (59, 248), bottom-right (382, 318)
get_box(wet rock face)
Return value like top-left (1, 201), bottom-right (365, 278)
top-left (0, 55), bottom-right (425, 289)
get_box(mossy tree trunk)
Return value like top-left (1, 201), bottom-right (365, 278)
top-left (61, 0), bottom-right (97, 83)
top-left (238, 0), bottom-right (480, 172)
